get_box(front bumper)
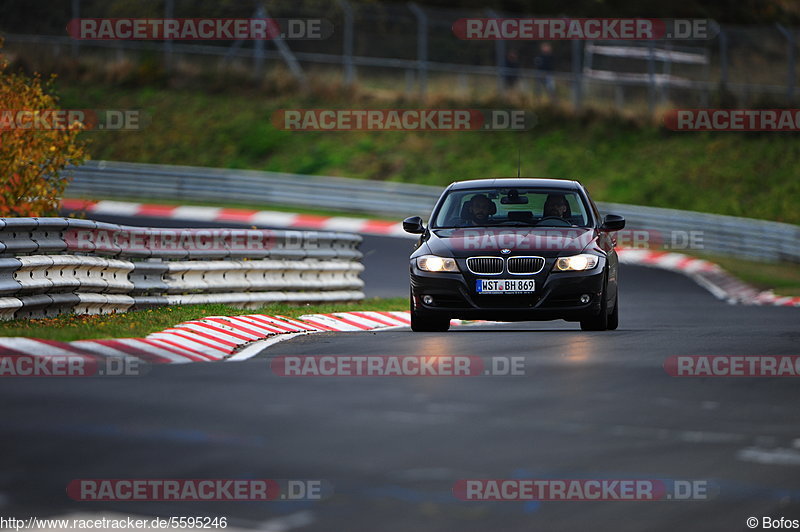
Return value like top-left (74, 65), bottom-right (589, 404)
top-left (410, 259), bottom-right (605, 322)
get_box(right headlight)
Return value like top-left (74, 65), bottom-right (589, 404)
top-left (553, 254), bottom-right (599, 272)
top-left (416, 255), bottom-right (460, 273)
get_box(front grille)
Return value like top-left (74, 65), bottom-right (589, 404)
top-left (467, 256), bottom-right (504, 275)
top-left (507, 256), bottom-right (545, 274)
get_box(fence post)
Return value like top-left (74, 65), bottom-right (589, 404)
top-left (261, 4), bottom-right (307, 87)
top-left (486, 9), bottom-right (505, 94)
top-left (253, 5), bottom-right (265, 80)
top-left (408, 3), bottom-right (428, 99)
top-left (405, 69), bottom-right (415, 95)
top-left (661, 41), bottom-right (672, 105)
top-left (647, 40), bottom-right (657, 115)
top-left (71, 0), bottom-right (80, 58)
top-left (719, 27), bottom-right (728, 92)
top-left (571, 40), bottom-right (583, 111)
top-left (701, 46), bottom-right (710, 107)
top-left (338, 0), bottom-right (355, 85)
top-left (164, 0), bottom-right (174, 72)
top-left (776, 24), bottom-right (796, 102)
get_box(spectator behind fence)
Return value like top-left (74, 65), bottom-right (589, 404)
top-left (534, 43), bottom-right (556, 99)
top-left (504, 49), bottom-right (521, 89)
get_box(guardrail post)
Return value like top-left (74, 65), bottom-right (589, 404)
top-left (338, 0), bottom-right (355, 86)
top-left (408, 3), bottom-right (428, 99)
top-left (776, 24), bottom-right (796, 102)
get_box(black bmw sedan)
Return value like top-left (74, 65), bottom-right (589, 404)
top-left (403, 178), bottom-right (626, 332)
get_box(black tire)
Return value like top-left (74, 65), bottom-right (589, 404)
top-left (606, 292), bottom-right (619, 330)
top-left (410, 291), bottom-right (450, 332)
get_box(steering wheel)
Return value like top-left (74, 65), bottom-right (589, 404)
top-left (537, 216), bottom-right (572, 227)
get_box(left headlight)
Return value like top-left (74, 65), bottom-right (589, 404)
top-left (416, 255), bottom-right (460, 272)
top-left (553, 254), bottom-right (599, 272)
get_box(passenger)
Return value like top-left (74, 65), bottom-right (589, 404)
top-left (543, 194), bottom-right (571, 218)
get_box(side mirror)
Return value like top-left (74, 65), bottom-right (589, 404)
top-left (601, 214), bottom-right (625, 232)
top-left (403, 216), bottom-right (425, 234)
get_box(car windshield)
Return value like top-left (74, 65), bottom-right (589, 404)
top-left (431, 187), bottom-right (591, 229)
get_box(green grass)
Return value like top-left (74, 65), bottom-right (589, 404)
top-left (56, 84), bottom-right (800, 225)
top-left (0, 298), bottom-right (408, 342)
top-left (690, 253), bottom-right (800, 297)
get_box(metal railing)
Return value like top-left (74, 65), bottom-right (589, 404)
top-left (0, 217), bottom-right (364, 320)
top-left (65, 160), bottom-right (800, 264)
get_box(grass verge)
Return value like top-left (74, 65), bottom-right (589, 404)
top-left (0, 297), bottom-right (408, 342)
top-left (691, 253), bottom-right (800, 297)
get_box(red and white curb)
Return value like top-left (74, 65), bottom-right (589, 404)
top-left (617, 249), bottom-right (800, 307)
top-left (0, 311), bottom-right (474, 365)
top-left (61, 198), bottom-right (413, 238)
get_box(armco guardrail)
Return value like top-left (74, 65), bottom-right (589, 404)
top-left (67, 160), bottom-right (439, 219)
top-left (66, 161), bottom-right (800, 263)
top-left (0, 217), bottom-right (364, 320)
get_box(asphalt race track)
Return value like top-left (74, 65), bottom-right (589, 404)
top-left (1, 214), bottom-right (799, 531)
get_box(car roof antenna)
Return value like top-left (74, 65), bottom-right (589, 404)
top-left (517, 142), bottom-right (521, 178)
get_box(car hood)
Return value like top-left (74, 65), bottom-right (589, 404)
top-left (426, 227), bottom-right (598, 258)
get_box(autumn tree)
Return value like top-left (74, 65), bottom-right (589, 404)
top-left (0, 39), bottom-right (87, 217)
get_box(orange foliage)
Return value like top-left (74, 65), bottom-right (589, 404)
top-left (0, 38), bottom-right (87, 217)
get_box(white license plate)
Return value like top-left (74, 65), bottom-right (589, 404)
top-left (476, 279), bottom-right (535, 294)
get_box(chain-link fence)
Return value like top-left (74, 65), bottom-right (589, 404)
top-left (1, 0), bottom-right (798, 112)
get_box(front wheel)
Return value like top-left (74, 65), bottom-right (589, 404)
top-left (580, 287), bottom-right (609, 331)
top-left (606, 293), bottom-right (619, 330)
top-left (410, 309), bottom-right (451, 332)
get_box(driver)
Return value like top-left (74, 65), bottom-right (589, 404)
top-left (465, 194), bottom-right (494, 226)
top-left (543, 194), bottom-right (571, 219)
